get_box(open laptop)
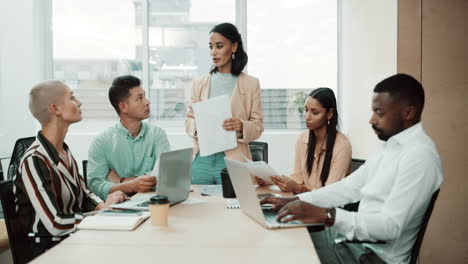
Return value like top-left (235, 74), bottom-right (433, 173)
top-left (111, 148), bottom-right (193, 211)
top-left (224, 157), bottom-right (324, 229)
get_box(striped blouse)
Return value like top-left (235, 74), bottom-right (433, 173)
top-left (13, 131), bottom-right (103, 238)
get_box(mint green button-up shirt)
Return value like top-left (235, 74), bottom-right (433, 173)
top-left (87, 121), bottom-right (170, 199)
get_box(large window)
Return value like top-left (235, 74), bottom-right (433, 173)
top-left (52, 0), bottom-right (337, 132)
top-left (145, 0), bottom-right (235, 130)
top-left (248, 0), bottom-right (337, 129)
top-left (53, 0), bottom-right (142, 131)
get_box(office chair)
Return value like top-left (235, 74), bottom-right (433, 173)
top-left (0, 157), bottom-right (8, 182)
top-left (82, 160), bottom-right (88, 184)
top-left (409, 189), bottom-right (440, 264)
top-left (350, 158), bottom-right (366, 174)
top-left (342, 158), bottom-right (366, 212)
top-left (6, 137), bottom-right (36, 181)
top-left (339, 189), bottom-right (440, 263)
top-left (248, 141), bottom-right (268, 163)
top-left (0, 179), bottom-right (33, 264)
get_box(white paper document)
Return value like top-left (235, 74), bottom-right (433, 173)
top-left (226, 198), bottom-right (240, 209)
top-left (242, 155), bottom-right (280, 185)
top-left (150, 155), bottom-right (160, 177)
top-left (192, 95), bottom-right (237, 156)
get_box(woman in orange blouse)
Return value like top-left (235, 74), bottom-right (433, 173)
top-left (256, 88), bottom-right (351, 193)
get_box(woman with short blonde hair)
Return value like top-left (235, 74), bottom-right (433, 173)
top-left (14, 80), bottom-right (127, 261)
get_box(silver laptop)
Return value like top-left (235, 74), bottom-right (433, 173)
top-left (224, 157), bottom-right (324, 229)
top-left (111, 148), bottom-right (193, 210)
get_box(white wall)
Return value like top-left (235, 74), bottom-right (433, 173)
top-left (0, 0), bottom-right (49, 157)
top-left (338, 0), bottom-right (398, 158)
top-left (0, 0), bottom-right (397, 175)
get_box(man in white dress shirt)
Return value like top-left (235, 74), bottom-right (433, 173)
top-left (262, 74), bottom-right (443, 264)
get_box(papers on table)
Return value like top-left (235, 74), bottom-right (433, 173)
top-left (242, 155), bottom-right (280, 185)
top-left (192, 95), bottom-right (237, 156)
top-left (199, 185), bottom-right (223, 196)
top-left (226, 199), bottom-right (240, 209)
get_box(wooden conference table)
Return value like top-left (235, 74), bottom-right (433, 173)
top-left (32, 185), bottom-right (320, 264)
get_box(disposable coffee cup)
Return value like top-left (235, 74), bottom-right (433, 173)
top-left (149, 195), bottom-right (170, 226)
top-left (221, 168), bottom-right (236, 198)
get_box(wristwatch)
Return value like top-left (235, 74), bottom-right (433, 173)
top-left (325, 208), bottom-right (336, 226)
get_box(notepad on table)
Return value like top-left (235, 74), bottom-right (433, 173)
top-left (78, 211), bottom-right (150, 231)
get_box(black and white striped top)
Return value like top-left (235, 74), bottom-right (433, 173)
top-left (13, 131), bottom-right (103, 237)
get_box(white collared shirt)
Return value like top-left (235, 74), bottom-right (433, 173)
top-left (298, 123), bottom-right (443, 264)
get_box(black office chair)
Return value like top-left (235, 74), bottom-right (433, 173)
top-left (350, 158), bottom-right (365, 174)
top-left (5, 137), bottom-right (36, 181)
top-left (341, 189), bottom-right (440, 264)
top-left (0, 157), bottom-right (8, 182)
top-left (342, 158), bottom-right (365, 212)
top-left (82, 160), bottom-right (88, 184)
top-left (409, 189), bottom-right (440, 264)
top-left (0, 180), bottom-right (33, 264)
top-left (248, 141), bottom-right (268, 163)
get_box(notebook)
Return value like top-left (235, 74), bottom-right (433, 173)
top-left (78, 211), bottom-right (150, 231)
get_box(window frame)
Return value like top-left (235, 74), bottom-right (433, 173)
top-left (46, 0), bottom-right (341, 134)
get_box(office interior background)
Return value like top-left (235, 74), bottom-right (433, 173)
top-left (0, 0), bottom-right (466, 263)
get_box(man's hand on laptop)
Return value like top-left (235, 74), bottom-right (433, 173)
top-left (131, 175), bottom-right (157, 193)
top-left (260, 196), bottom-right (299, 211)
top-left (276, 200), bottom-right (328, 224)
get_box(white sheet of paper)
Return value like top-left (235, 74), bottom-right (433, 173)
top-left (150, 156), bottom-right (160, 177)
top-left (192, 95), bottom-right (237, 156)
top-left (241, 155), bottom-right (279, 184)
top-left (226, 198), bottom-right (240, 209)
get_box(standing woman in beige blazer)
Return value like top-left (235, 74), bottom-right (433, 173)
top-left (256, 88), bottom-right (351, 193)
top-left (185, 23), bottom-right (263, 184)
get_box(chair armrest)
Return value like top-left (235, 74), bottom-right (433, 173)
top-left (337, 239), bottom-right (386, 244)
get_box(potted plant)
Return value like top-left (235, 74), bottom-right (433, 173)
top-left (289, 91), bottom-right (308, 128)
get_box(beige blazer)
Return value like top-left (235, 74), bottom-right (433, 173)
top-left (289, 130), bottom-right (352, 191)
top-left (185, 72), bottom-right (264, 162)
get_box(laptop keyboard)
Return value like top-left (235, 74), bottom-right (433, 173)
top-left (263, 208), bottom-right (281, 225)
top-left (263, 208), bottom-right (308, 226)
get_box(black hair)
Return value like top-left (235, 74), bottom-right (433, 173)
top-left (108, 75), bottom-right (141, 114)
top-left (374, 73), bottom-right (425, 120)
top-left (209, 23), bottom-right (248, 76)
top-left (305, 88), bottom-right (339, 186)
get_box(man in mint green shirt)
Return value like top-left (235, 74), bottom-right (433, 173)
top-left (87, 75), bottom-right (170, 200)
